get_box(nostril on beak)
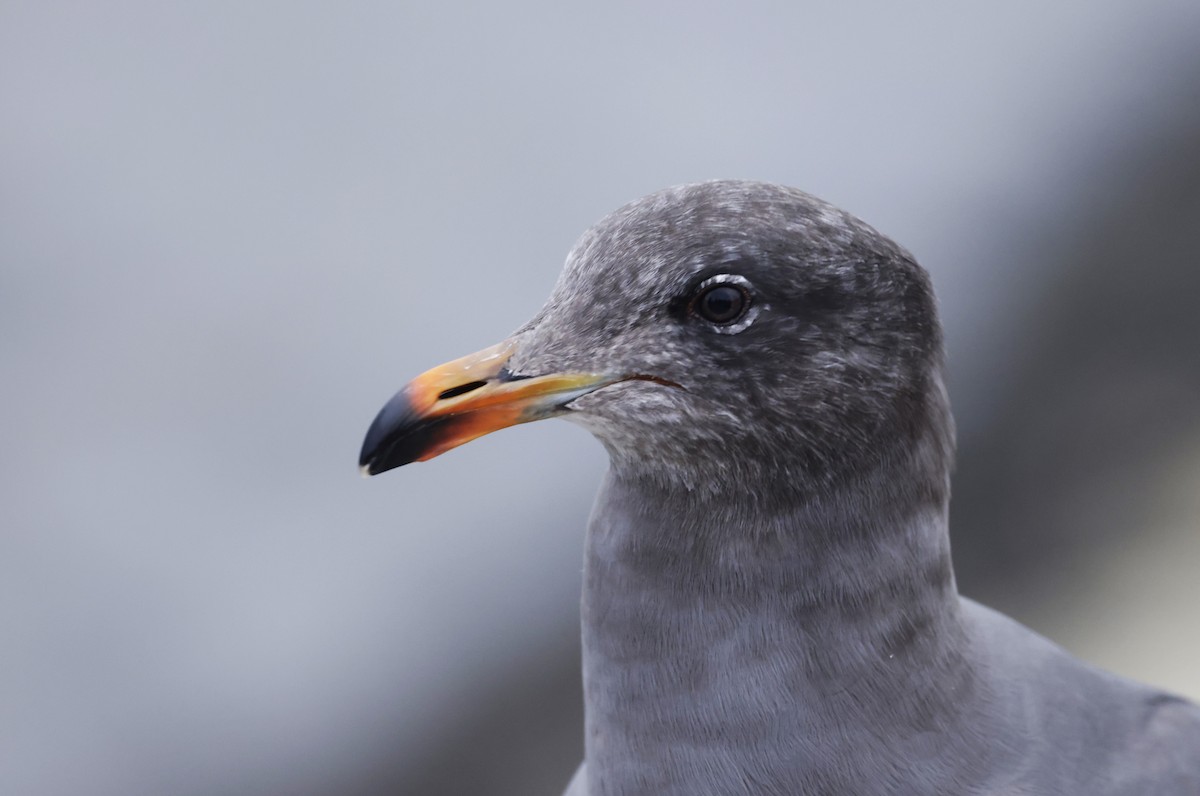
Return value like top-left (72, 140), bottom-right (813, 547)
top-left (437, 380), bottom-right (488, 400)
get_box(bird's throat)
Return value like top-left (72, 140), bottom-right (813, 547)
top-left (579, 468), bottom-right (969, 795)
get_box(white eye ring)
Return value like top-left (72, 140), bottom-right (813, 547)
top-left (690, 274), bottom-right (763, 334)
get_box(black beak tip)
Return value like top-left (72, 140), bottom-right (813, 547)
top-left (359, 389), bottom-right (413, 476)
top-left (359, 388), bottom-right (447, 477)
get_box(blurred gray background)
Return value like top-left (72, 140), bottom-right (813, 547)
top-left (3, 3), bottom-right (1200, 794)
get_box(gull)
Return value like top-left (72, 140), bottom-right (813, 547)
top-left (360, 181), bottom-right (1200, 795)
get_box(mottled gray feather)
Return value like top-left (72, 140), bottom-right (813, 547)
top-left (515, 181), bottom-right (1200, 795)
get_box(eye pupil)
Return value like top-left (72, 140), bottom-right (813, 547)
top-left (697, 284), bottom-right (747, 324)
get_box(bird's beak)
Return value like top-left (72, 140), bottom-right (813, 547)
top-left (359, 340), bottom-right (622, 476)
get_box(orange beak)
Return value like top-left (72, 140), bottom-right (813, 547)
top-left (359, 340), bottom-right (627, 476)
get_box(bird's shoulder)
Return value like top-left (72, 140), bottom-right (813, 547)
top-left (1104, 693), bottom-right (1200, 793)
top-left (961, 598), bottom-right (1200, 793)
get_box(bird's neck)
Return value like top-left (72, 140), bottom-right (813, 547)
top-left (579, 465), bottom-right (973, 795)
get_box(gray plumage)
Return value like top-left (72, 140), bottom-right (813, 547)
top-left (515, 182), bottom-right (1200, 794)
top-left (368, 180), bottom-right (1200, 794)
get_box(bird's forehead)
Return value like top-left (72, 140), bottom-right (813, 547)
top-left (558, 181), bottom-right (878, 294)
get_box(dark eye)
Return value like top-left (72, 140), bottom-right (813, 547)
top-left (694, 283), bottom-right (749, 325)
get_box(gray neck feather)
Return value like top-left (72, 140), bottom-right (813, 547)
top-left (580, 457), bottom-right (982, 795)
